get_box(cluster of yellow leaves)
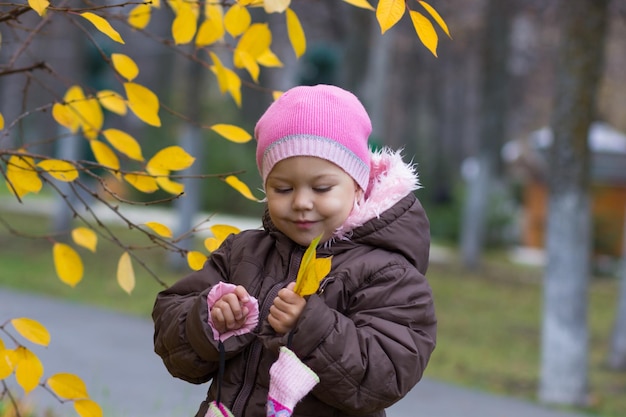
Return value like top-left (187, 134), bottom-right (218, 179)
top-left (376, 0), bottom-right (452, 56)
top-left (294, 234), bottom-right (333, 296)
top-left (0, 318), bottom-right (102, 417)
top-left (187, 224), bottom-right (241, 271)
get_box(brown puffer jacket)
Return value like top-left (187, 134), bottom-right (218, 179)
top-left (152, 150), bottom-right (437, 417)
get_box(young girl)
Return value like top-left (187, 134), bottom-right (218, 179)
top-left (152, 84), bottom-right (437, 417)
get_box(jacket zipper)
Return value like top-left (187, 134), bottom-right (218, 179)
top-left (231, 247), bottom-right (304, 416)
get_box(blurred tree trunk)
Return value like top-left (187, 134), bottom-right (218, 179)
top-left (608, 206), bottom-right (626, 369)
top-left (539, 0), bottom-right (609, 406)
top-left (460, 0), bottom-right (513, 269)
top-left (168, 50), bottom-right (207, 270)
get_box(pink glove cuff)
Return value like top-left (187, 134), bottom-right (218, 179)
top-left (207, 282), bottom-right (259, 342)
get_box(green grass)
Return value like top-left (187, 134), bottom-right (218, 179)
top-left (1, 209), bottom-right (625, 417)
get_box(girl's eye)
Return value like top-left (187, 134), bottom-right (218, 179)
top-left (273, 187), bottom-right (292, 194)
top-left (313, 186), bottom-right (332, 193)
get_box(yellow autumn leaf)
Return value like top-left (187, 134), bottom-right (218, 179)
top-left (123, 172), bottom-right (159, 193)
top-left (124, 82), bottom-right (161, 127)
top-left (257, 49), bottom-right (283, 68)
top-left (272, 90), bottom-right (284, 101)
top-left (264, 0), bottom-right (290, 13)
top-left (376, 0), bottom-right (405, 34)
top-left (210, 124), bottom-right (251, 143)
top-left (52, 103), bottom-right (77, 131)
top-left (204, 2), bottom-right (223, 19)
top-left (14, 347), bottom-right (43, 394)
top-left (97, 90), bottom-right (127, 115)
top-left (211, 224), bottom-right (240, 241)
top-left (11, 318), bottom-right (50, 347)
top-left (293, 234), bottom-right (332, 296)
top-left (209, 52), bottom-right (229, 94)
top-left (37, 159), bottom-right (79, 182)
top-left (74, 399), bottom-right (103, 417)
top-left (235, 50), bottom-right (259, 82)
top-left (224, 68), bottom-right (242, 107)
top-left (342, 0), bottom-right (374, 11)
top-left (147, 146), bottom-right (195, 171)
top-left (6, 154), bottom-right (42, 197)
top-left (187, 251), bottom-right (207, 271)
top-left (28, 0), bottom-right (49, 16)
top-left (235, 23), bottom-right (271, 63)
top-left (53, 243), bottom-right (84, 287)
top-left (0, 348), bottom-right (13, 379)
top-left (117, 252), bottom-right (135, 294)
top-left (102, 128), bottom-right (144, 161)
top-left (0, 112), bottom-right (4, 130)
top-left (156, 176), bottom-right (185, 195)
top-left (225, 175), bottom-right (260, 201)
top-left (47, 373), bottom-right (89, 400)
top-left (172, 4), bottom-right (197, 45)
top-left (74, 96), bottom-right (103, 140)
top-left (419, 0), bottom-right (451, 38)
top-left (224, 3), bottom-right (251, 37)
top-left (80, 12), bottom-right (125, 44)
top-left (90, 140), bottom-right (120, 172)
top-left (144, 221), bottom-right (173, 238)
top-left (286, 8), bottom-right (306, 58)
top-left (72, 227), bottom-right (98, 253)
top-left (111, 53), bottom-right (139, 81)
top-left (409, 10), bottom-right (438, 57)
top-left (204, 224), bottom-right (239, 252)
top-left (196, 18), bottom-right (224, 47)
top-left (128, 3), bottom-right (152, 30)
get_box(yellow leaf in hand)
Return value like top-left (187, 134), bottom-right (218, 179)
top-left (293, 234), bottom-right (332, 296)
top-left (11, 318), bottom-right (50, 347)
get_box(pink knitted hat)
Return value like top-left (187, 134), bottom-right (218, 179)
top-left (255, 84), bottom-right (372, 191)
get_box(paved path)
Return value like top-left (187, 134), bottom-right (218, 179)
top-left (0, 288), bottom-right (594, 417)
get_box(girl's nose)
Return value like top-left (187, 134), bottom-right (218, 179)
top-left (292, 189), bottom-right (313, 210)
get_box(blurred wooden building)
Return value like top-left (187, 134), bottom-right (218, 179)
top-left (503, 122), bottom-right (626, 257)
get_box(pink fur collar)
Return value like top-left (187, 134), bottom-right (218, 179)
top-left (335, 148), bottom-right (420, 237)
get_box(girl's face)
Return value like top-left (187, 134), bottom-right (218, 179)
top-left (265, 156), bottom-right (360, 246)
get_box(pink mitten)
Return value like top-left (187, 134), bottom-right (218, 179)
top-left (204, 401), bottom-right (234, 417)
top-left (266, 346), bottom-right (320, 417)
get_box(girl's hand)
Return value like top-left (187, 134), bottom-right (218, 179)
top-left (210, 285), bottom-right (251, 334)
top-left (268, 282), bottom-right (306, 334)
